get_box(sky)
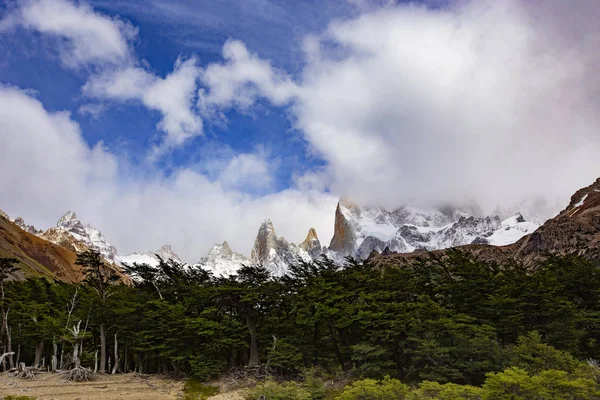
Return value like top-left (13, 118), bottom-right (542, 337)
top-left (1, 0), bottom-right (599, 262)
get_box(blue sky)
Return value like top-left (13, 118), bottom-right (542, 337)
top-left (0, 0), bottom-right (599, 261)
top-left (0, 0), bottom-right (357, 191)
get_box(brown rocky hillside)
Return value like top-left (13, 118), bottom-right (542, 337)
top-left (0, 213), bottom-right (127, 282)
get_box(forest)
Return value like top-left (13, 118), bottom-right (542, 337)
top-left (2, 250), bottom-right (600, 399)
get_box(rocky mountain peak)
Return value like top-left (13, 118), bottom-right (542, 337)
top-left (251, 219), bottom-right (311, 276)
top-left (197, 241), bottom-right (249, 277)
top-left (329, 201), bottom-right (358, 256)
top-left (0, 209), bottom-right (9, 220)
top-left (153, 245), bottom-right (181, 262)
top-left (251, 219), bottom-right (280, 264)
top-left (57, 211), bottom-right (77, 226)
top-left (300, 227), bottom-right (322, 258)
top-left (220, 241), bottom-right (233, 255)
top-left (46, 211), bottom-right (119, 263)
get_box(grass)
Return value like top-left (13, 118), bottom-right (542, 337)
top-left (183, 378), bottom-right (220, 400)
top-left (4, 396), bottom-right (38, 400)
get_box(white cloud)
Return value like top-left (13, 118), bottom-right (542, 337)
top-left (0, 0), bottom-right (136, 68)
top-left (196, 0), bottom-right (600, 216)
top-left (0, 86), bottom-right (336, 261)
top-left (199, 40), bottom-right (298, 113)
top-left (218, 152), bottom-right (274, 192)
top-left (83, 57), bottom-right (203, 154)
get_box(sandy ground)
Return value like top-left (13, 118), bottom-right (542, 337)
top-left (206, 389), bottom-right (246, 400)
top-left (0, 372), bottom-right (184, 400)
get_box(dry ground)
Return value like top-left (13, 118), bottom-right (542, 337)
top-left (0, 372), bottom-right (184, 400)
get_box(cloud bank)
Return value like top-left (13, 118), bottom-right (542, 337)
top-left (198, 0), bottom-right (600, 213)
top-left (0, 86), bottom-right (337, 261)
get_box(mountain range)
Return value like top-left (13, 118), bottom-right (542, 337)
top-left (3, 178), bottom-right (600, 281)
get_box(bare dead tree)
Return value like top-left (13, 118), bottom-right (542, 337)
top-left (60, 320), bottom-right (95, 382)
top-left (111, 332), bottom-right (120, 374)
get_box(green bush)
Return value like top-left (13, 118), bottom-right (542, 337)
top-left (507, 332), bottom-right (582, 374)
top-left (4, 396), bottom-right (38, 400)
top-left (245, 380), bottom-right (312, 400)
top-left (183, 378), bottom-right (219, 400)
top-left (413, 381), bottom-right (483, 399)
top-left (302, 368), bottom-right (327, 400)
top-left (482, 367), bottom-right (600, 399)
top-left (335, 376), bottom-right (410, 400)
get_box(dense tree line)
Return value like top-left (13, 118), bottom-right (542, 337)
top-left (1, 250), bottom-right (600, 387)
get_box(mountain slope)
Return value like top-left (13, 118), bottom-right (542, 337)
top-left (0, 213), bottom-right (83, 281)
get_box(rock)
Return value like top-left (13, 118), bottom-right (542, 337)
top-left (251, 220), bottom-right (311, 276)
top-left (197, 241), bottom-right (250, 277)
top-left (300, 228), bottom-right (322, 258)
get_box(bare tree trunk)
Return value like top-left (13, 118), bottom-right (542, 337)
top-left (34, 341), bottom-right (44, 368)
top-left (73, 342), bottom-right (80, 368)
top-left (94, 350), bottom-right (98, 373)
top-left (0, 352), bottom-right (14, 368)
top-left (246, 314), bottom-right (259, 367)
top-left (70, 321), bottom-right (82, 368)
top-left (99, 324), bottom-right (106, 373)
top-left (137, 352), bottom-right (144, 374)
top-left (16, 343), bottom-right (20, 366)
top-left (123, 345), bottom-right (128, 373)
top-left (6, 324), bottom-right (14, 369)
top-left (111, 333), bottom-right (119, 374)
top-left (51, 342), bottom-right (57, 372)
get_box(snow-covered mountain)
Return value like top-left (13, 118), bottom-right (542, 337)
top-left (250, 219), bottom-right (313, 276)
top-left (38, 211), bottom-right (119, 263)
top-left (328, 200), bottom-right (539, 260)
top-left (1, 199), bottom-right (541, 278)
top-left (197, 241), bottom-right (250, 277)
top-left (118, 245), bottom-right (182, 267)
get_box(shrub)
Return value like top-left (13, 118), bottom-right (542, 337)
top-left (507, 332), bottom-right (581, 374)
top-left (413, 381), bottom-right (483, 399)
top-left (183, 378), bottom-right (219, 400)
top-left (245, 380), bottom-right (312, 400)
top-left (335, 376), bottom-right (410, 400)
top-left (482, 367), bottom-right (600, 399)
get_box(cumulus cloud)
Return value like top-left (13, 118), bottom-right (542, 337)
top-left (83, 57), bottom-right (203, 154)
top-left (0, 86), bottom-right (336, 261)
top-left (197, 0), bottom-right (600, 216)
top-left (0, 0), bottom-right (136, 68)
top-left (199, 40), bottom-right (299, 112)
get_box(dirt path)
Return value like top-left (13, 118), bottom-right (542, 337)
top-left (0, 372), bottom-right (184, 400)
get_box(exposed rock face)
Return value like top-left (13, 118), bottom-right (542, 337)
top-left (42, 211), bottom-right (119, 263)
top-left (151, 245), bottom-right (181, 262)
top-left (39, 227), bottom-right (90, 254)
top-left (328, 200), bottom-right (358, 256)
top-left (251, 219), bottom-right (311, 276)
top-left (512, 178), bottom-right (600, 264)
top-left (198, 241), bottom-right (250, 277)
top-left (300, 228), bottom-right (322, 258)
top-left (12, 217), bottom-right (40, 235)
